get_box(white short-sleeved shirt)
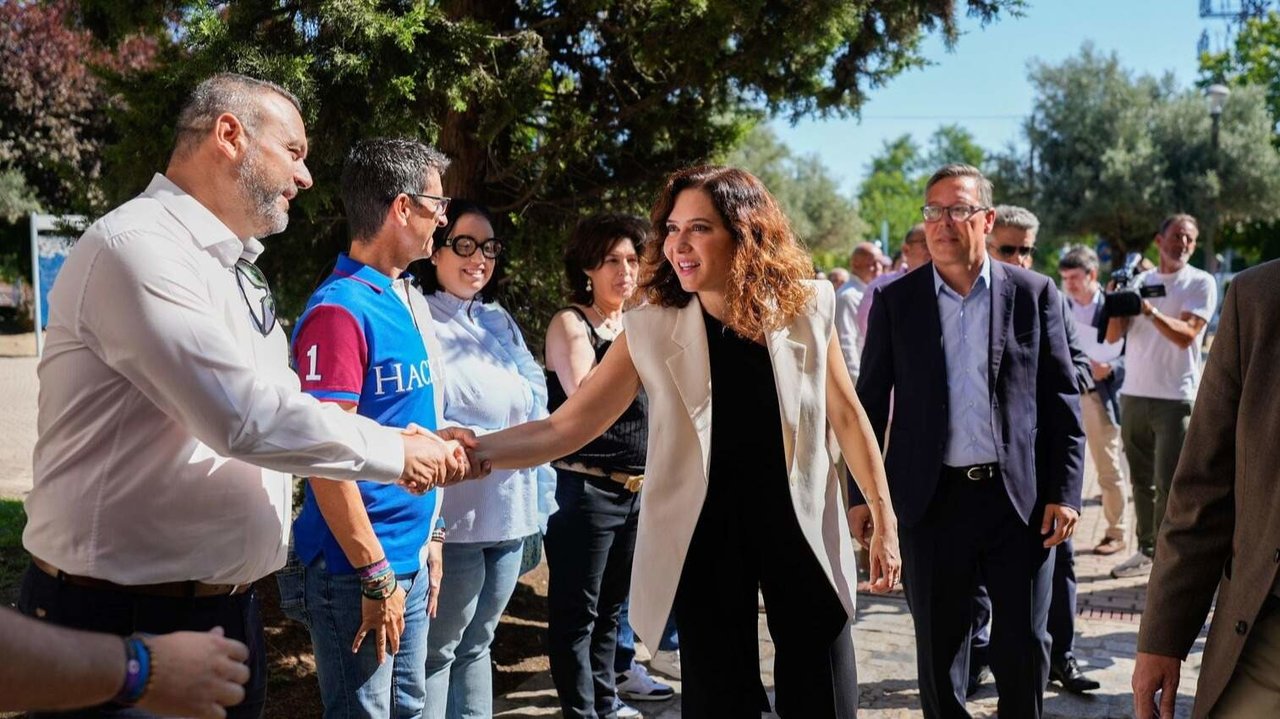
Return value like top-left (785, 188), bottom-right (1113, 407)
top-left (1119, 265), bottom-right (1217, 402)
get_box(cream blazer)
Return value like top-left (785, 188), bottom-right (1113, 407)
top-left (621, 280), bottom-right (859, 649)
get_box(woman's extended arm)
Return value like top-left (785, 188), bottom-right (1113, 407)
top-left (477, 332), bottom-right (640, 470)
top-left (824, 331), bottom-right (901, 593)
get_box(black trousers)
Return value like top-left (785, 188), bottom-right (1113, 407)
top-left (673, 477), bottom-right (857, 718)
top-left (901, 471), bottom-right (1054, 719)
top-left (543, 470), bottom-right (640, 719)
top-left (17, 562), bottom-right (267, 718)
top-left (970, 536), bottom-right (1077, 670)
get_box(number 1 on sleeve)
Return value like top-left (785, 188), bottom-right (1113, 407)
top-left (305, 343), bottom-right (322, 381)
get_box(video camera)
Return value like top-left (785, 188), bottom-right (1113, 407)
top-left (1095, 252), bottom-right (1166, 342)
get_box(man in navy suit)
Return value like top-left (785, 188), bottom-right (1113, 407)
top-left (851, 164), bottom-right (1085, 718)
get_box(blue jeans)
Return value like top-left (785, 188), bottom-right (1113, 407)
top-left (614, 598), bottom-right (680, 673)
top-left (423, 539), bottom-right (524, 719)
top-left (277, 552), bottom-right (430, 719)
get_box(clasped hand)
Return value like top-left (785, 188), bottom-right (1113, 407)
top-left (846, 505), bottom-right (902, 594)
top-left (397, 424), bottom-right (490, 494)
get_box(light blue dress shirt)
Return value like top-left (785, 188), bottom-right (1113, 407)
top-left (425, 291), bottom-right (557, 541)
top-left (933, 261), bottom-right (1000, 466)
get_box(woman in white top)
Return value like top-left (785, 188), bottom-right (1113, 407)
top-left (418, 201), bottom-right (556, 719)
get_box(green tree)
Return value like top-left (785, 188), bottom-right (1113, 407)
top-left (1018, 44), bottom-right (1280, 261)
top-left (856, 124), bottom-right (989, 255)
top-left (1199, 9), bottom-right (1280, 264)
top-left (724, 125), bottom-right (868, 254)
top-left (66, 0), bottom-right (1021, 328)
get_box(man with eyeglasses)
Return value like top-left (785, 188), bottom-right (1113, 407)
top-left (1105, 214), bottom-right (1217, 581)
top-left (19, 74), bottom-right (476, 718)
top-left (854, 164), bottom-right (1084, 718)
top-left (277, 137), bottom-right (460, 717)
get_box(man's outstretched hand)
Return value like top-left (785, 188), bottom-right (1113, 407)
top-left (435, 426), bottom-right (489, 483)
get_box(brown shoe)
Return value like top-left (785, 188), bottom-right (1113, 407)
top-left (1093, 536), bottom-right (1126, 556)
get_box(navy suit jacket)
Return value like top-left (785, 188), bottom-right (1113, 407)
top-left (854, 260), bottom-right (1085, 529)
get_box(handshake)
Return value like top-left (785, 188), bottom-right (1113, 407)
top-left (397, 424), bottom-right (490, 494)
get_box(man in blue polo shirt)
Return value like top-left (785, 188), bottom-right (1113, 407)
top-left (277, 138), bottom-right (456, 718)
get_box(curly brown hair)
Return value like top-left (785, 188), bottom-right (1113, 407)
top-left (641, 165), bottom-right (815, 340)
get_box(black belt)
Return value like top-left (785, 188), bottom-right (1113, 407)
top-left (943, 463), bottom-right (999, 481)
top-left (32, 556), bottom-right (252, 597)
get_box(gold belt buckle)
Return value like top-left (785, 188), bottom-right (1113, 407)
top-left (622, 474), bottom-right (644, 493)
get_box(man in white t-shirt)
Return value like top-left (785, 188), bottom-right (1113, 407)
top-left (1058, 246), bottom-right (1129, 556)
top-left (1105, 214), bottom-right (1217, 579)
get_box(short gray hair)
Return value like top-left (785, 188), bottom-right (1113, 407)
top-left (993, 205), bottom-right (1040, 234)
top-left (1159, 213), bottom-right (1199, 235)
top-left (924, 163), bottom-right (993, 207)
top-left (341, 138), bottom-right (451, 241)
top-left (1058, 245), bottom-right (1099, 275)
top-left (173, 73), bottom-right (301, 157)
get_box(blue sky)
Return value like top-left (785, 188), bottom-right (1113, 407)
top-left (771, 0), bottom-right (1208, 194)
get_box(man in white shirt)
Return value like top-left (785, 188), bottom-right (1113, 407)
top-left (19, 73), bottom-right (474, 718)
top-left (833, 241), bottom-right (885, 383)
top-left (1058, 246), bottom-right (1129, 556)
top-left (1105, 214), bottom-right (1217, 580)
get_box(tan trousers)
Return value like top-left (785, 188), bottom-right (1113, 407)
top-left (1211, 597), bottom-right (1280, 718)
top-left (1081, 391), bottom-right (1128, 539)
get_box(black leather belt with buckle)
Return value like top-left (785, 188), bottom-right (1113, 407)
top-left (945, 463), bottom-right (999, 481)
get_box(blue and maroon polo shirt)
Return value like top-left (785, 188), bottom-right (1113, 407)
top-left (289, 253), bottom-right (439, 576)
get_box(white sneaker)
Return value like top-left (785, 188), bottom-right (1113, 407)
top-left (649, 649), bottom-right (682, 680)
top-left (1110, 551), bottom-right (1154, 579)
top-left (616, 660), bottom-right (674, 701)
top-left (613, 697), bottom-right (643, 718)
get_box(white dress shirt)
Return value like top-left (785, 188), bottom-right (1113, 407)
top-left (24, 174), bottom-right (406, 586)
top-left (1066, 288), bottom-right (1124, 365)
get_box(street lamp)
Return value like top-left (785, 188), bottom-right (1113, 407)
top-left (1205, 83), bottom-right (1230, 275)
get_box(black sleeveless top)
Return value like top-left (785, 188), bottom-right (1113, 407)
top-left (546, 307), bottom-right (648, 474)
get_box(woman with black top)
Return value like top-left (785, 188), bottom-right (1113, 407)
top-left (478, 167), bottom-right (901, 717)
top-left (541, 214), bottom-right (649, 719)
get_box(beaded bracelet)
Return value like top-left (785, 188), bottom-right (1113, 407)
top-left (113, 634), bottom-right (153, 705)
top-left (430, 527), bottom-right (446, 543)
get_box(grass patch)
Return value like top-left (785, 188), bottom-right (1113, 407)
top-left (0, 497), bottom-right (27, 607)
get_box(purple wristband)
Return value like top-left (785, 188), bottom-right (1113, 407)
top-left (357, 558), bottom-right (390, 581)
top-left (113, 635), bottom-right (151, 705)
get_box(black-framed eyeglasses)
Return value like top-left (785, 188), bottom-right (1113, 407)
top-left (234, 259), bottom-right (277, 336)
top-left (921, 204), bottom-right (990, 223)
top-left (441, 234), bottom-right (505, 259)
top-left (406, 193), bottom-right (451, 217)
top-left (994, 244), bottom-right (1036, 258)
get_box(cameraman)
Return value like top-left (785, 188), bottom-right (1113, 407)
top-left (1105, 214), bottom-right (1217, 579)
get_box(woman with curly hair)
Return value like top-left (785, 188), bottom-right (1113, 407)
top-left (475, 165), bottom-right (900, 717)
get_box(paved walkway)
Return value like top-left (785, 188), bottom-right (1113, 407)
top-left (495, 461), bottom-right (1206, 717)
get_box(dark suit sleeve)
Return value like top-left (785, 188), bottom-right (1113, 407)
top-left (1038, 281), bottom-right (1085, 510)
top-left (1138, 279), bottom-right (1242, 659)
top-left (850, 286), bottom-right (894, 508)
top-left (1061, 300), bottom-right (1094, 393)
